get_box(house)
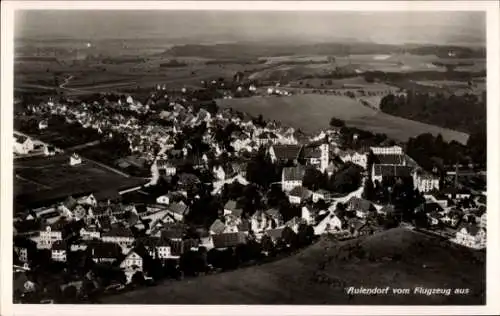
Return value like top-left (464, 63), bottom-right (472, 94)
top-left (303, 144), bottom-right (329, 172)
top-left (315, 212), bottom-right (346, 234)
top-left (282, 166), bottom-right (305, 192)
top-left (37, 226), bottom-right (63, 249)
top-left (38, 120), bottom-right (49, 130)
top-left (268, 144), bottom-right (302, 164)
top-left (51, 241), bottom-right (67, 262)
top-left (377, 205), bottom-right (395, 216)
top-left (213, 165), bottom-right (226, 181)
top-left (339, 150), bottom-right (368, 169)
top-left (120, 251), bottom-right (144, 284)
top-left (79, 227), bottom-right (100, 240)
top-left (161, 222), bottom-right (186, 241)
top-left (288, 186), bottom-right (312, 204)
top-left (347, 197), bottom-right (375, 219)
top-left (69, 153), bottom-right (82, 166)
top-left (90, 242), bottom-right (123, 264)
top-left (264, 228), bottom-right (284, 244)
top-left (212, 232), bottom-right (247, 249)
top-left (427, 210), bottom-right (444, 226)
top-left (223, 200), bottom-right (239, 216)
top-left (373, 154), bottom-right (406, 166)
top-left (413, 171), bottom-right (440, 193)
top-left (347, 218), bottom-right (369, 236)
top-left (13, 134), bottom-right (34, 155)
top-left (312, 189), bottom-right (331, 203)
top-left (156, 194), bottom-right (170, 205)
top-left (454, 223), bottom-right (486, 249)
top-left (101, 225), bottom-right (135, 251)
top-left (138, 237), bottom-right (172, 260)
top-left (370, 146), bottom-right (403, 155)
top-left (14, 247), bottom-right (29, 263)
top-left (301, 206), bottom-right (313, 224)
top-left (371, 165), bottom-right (412, 184)
top-left (77, 194), bottom-right (97, 207)
top-left (209, 219), bottom-right (226, 235)
top-left (265, 208), bottom-right (284, 227)
top-left (44, 145), bottom-right (57, 156)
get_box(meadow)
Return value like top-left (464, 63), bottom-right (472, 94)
top-left (14, 154), bottom-right (146, 208)
top-left (217, 94), bottom-right (469, 144)
top-left (103, 228), bottom-right (485, 305)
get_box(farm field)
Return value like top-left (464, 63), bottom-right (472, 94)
top-left (14, 154), bottom-right (147, 209)
top-left (217, 94), bottom-right (469, 144)
top-left (103, 228), bottom-right (485, 305)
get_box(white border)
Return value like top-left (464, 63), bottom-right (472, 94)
top-left (1, 2), bottom-right (499, 316)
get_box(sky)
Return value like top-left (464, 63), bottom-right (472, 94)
top-left (15, 10), bottom-right (486, 46)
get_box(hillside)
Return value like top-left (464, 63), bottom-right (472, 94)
top-left (102, 228), bottom-right (485, 305)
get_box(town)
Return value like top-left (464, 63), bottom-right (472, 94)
top-left (13, 79), bottom-right (486, 303)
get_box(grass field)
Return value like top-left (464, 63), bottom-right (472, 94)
top-left (217, 94), bottom-right (469, 144)
top-left (14, 154), bottom-right (146, 208)
top-left (102, 228), bottom-right (485, 304)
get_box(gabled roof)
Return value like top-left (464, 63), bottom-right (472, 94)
top-left (271, 145), bottom-right (302, 160)
top-left (90, 242), bottom-right (122, 258)
top-left (210, 219), bottom-right (226, 234)
top-left (52, 240), bottom-right (67, 251)
top-left (102, 225), bottom-right (134, 238)
top-left (212, 232), bottom-right (247, 248)
top-left (347, 197), bottom-right (373, 213)
top-left (373, 165), bottom-right (412, 178)
top-left (374, 154), bottom-right (405, 165)
top-left (265, 208), bottom-right (281, 219)
top-left (169, 201), bottom-right (189, 215)
top-left (161, 223), bottom-right (186, 240)
top-left (289, 186), bottom-right (312, 199)
top-left (224, 200), bottom-right (237, 211)
top-left (303, 146), bottom-right (322, 159)
top-left (283, 166), bottom-right (305, 182)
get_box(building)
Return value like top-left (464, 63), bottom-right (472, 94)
top-left (101, 226), bottom-right (135, 251)
top-left (268, 144), bottom-right (302, 164)
top-left (413, 171), bottom-right (440, 193)
top-left (13, 134), bottom-right (34, 155)
top-left (339, 150), bottom-right (367, 169)
top-left (120, 251), bottom-right (144, 284)
top-left (69, 153), bottom-right (82, 166)
top-left (288, 186), bottom-right (312, 204)
top-left (303, 143), bottom-right (329, 172)
top-left (38, 226), bottom-right (63, 249)
top-left (312, 189), bottom-right (331, 203)
top-left (156, 194), bottom-right (170, 205)
top-left (167, 201), bottom-right (190, 221)
top-left (212, 232), bottom-right (247, 249)
top-left (347, 197), bottom-right (375, 219)
top-left (282, 166), bottom-right (305, 192)
top-left (370, 146), bottom-right (403, 155)
top-left (90, 242), bottom-right (123, 264)
top-left (51, 241), bottom-right (67, 262)
top-left (372, 165), bottom-right (413, 184)
top-left (454, 224), bottom-right (486, 249)
top-left (79, 227), bottom-right (100, 240)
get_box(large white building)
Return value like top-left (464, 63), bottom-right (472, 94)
top-left (413, 171), bottom-right (440, 193)
top-left (370, 146), bottom-right (403, 155)
top-left (282, 166), bottom-right (305, 192)
top-left (13, 134), bottom-right (34, 155)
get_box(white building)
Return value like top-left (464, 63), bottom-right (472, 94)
top-left (370, 146), bottom-right (403, 155)
top-left (156, 195), bottom-right (170, 205)
top-left (51, 241), bottom-right (67, 262)
top-left (282, 166), bottom-right (305, 192)
top-left (413, 172), bottom-right (440, 193)
top-left (13, 134), bottom-right (34, 155)
top-left (339, 151), bottom-right (367, 169)
top-left (38, 226), bottom-right (62, 249)
top-left (454, 224), bottom-right (486, 249)
top-left (80, 228), bottom-right (100, 240)
top-left (69, 153), bottom-right (82, 166)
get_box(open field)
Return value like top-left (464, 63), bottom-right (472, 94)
top-left (14, 154), bottom-right (147, 209)
top-left (217, 94), bottom-right (469, 144)
top-left (103, 228), bottom-right (485, 304)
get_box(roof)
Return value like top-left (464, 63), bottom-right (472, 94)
top-left (374, 154), bottom-right (405, 165)
top-left (212, 232), bottom-right (247, 248)
top-left (373, 165), bottom-right (412, 178)
top-left (459, 223), bottom-right (482, 236)
top-left (347, 218), bottom-right (366, 231)
top-left (169, 201), bottom-right (189, 215)
top-left (271, 145), bottom-right (302, 160)
top-left (224, 200), bottom-right (237, 211)
top-left (102, 225), bottom-right (134, 238)
top-left (265, 208), bottom-right (281, 219)
top-left (15, 134), bottom-right (28, 144)
top-left (52, 240), bottom-right (67, 251)
top-left (303, 147), bottom-right (322, 159)
top-left (237, 219), bottom-right (250, 232)
top-left (283, 166), bottom-right (305, 182)
top-left (161, 223), bottom-right (186, 239)
top-left (265, 228), bottom-right (284, 240)
top-left (90, 242), bottom-right (122, 258)
top-left (347, 197), bottom-right (373, 212)
top-left (379, 205), bottom-right (395, 214)
top-left (210, 219), bottom-right (226, 234)
top-left (289, 186), bottom-right (312, 199)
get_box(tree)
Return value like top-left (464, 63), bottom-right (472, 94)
top-left (303, 167), bottom-right (327, 191)
top-left (281, 226), bottom-right (298, 249)
top-left (62, 285), bottom-right (78, 303)
top-left (131, 271), bottom-right (146, 286)
top-left (362, 178), bottom-right (376, 201)
top-left (260, 235), bottom-right (275, 256)
top-left (329, 117), bottom-right (346, 128)
top-left (297, 224), bottom-right (315, 246)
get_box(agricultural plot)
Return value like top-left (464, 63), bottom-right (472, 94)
top-left (14, 154), bottom-right (146, 208)
top-left (217, 94), bottom-right (469, 144)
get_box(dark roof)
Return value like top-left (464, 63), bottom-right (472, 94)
top-left (161, 223), bottom-right (186, 239)
top-left (224, 200), bottom-right (237, 211)
top-left (94, 189), bottom-right (120, 202)
top-left (271, 145), bottom-right (302, 160)
top-left (265, 208), bottom-right (281, 219)
top-left (347, 197), bottom-right (373, 213)
top-left (374, 154), bottom-right (405, 165)
top-left (265, 228), bottom-right (284, 240)
top-left (379, 205), bottom-right (395, 214)
top-left (237, 219), bottom-right (250, 232)
top-left (459, 223), bottom-right (482, 236)
top-left (289, 186), bottom-right (312, 199)
top-left (373, 165), bottom-right (412, 178)
top-left (210, 219), bottom-right (226, 234)
top-left (102, 225), bottom-right (134, 238)
top-left (15, 134), bottom-right (28, 143)
top-left (90, 242), bottom-right (122, 258)
top-left (212, 232), bottom-right (247, 248)
top-left (303, 146), bottom-right (322, 159)
top-left (283, 166), bottom-right (305, 182)
top-left (169, 201), bottom-right (189, 215)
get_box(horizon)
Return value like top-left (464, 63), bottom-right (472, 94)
top-left (15, 10), bottom-right (486, 46)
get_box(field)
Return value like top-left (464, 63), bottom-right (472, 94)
top-left (102, 228), bottom-right (485, 304)
top-left (14, 154), bottom-right (147, 209)
top-left (217, 94), bottom-right (470, 144)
